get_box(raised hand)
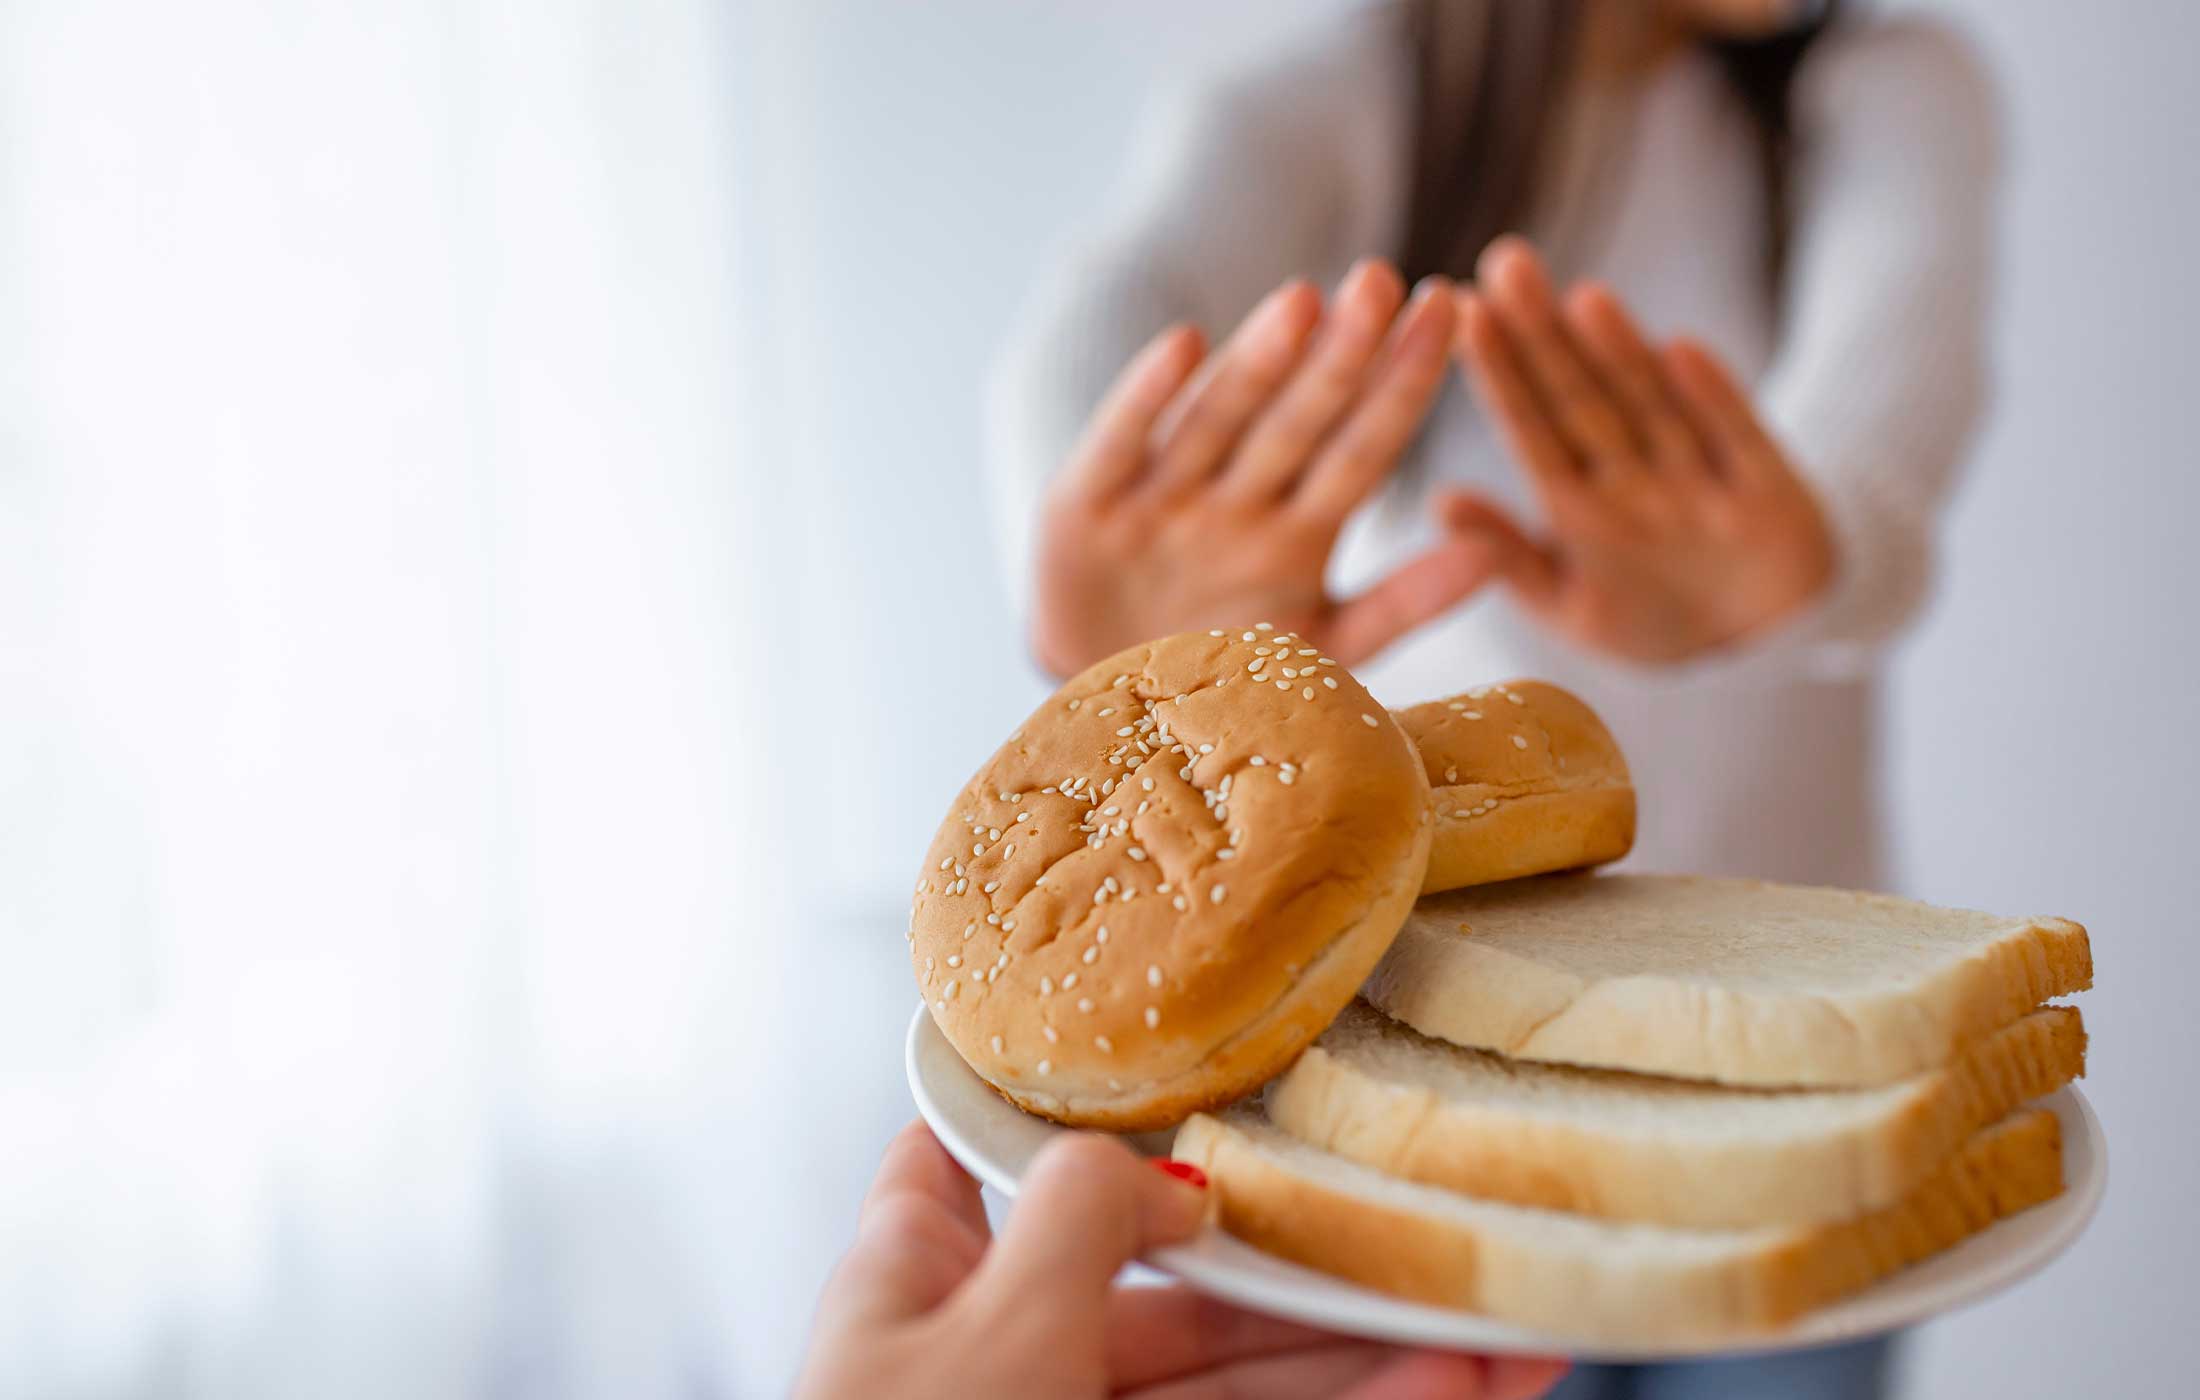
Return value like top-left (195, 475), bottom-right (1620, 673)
top-left (1444, 238), bottom-right (1835, 665)
top-left (1029, 261), bottom-right (1503, 678)
top-left (795, 1122), bottom-right (1567, 1400)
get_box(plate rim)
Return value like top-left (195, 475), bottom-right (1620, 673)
top-left (905, 1004), bottom-right (2107, 1361)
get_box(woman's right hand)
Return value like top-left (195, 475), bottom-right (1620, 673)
top-left (1028, 262), bottom-right (1501, 678)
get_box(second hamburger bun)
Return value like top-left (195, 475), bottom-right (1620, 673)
top-left (909, 627), bottom-right (1432, 1131)
top-left (1393, 680), bottom-right (1633, 894)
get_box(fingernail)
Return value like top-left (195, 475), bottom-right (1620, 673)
top-left (1151, 1158), bottom-right (1208, 1189)
top-left (1409, 274), bottom-right (1449, 307)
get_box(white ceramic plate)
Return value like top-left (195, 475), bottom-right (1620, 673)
top-left (906, 1005), bottom-right (2107, 1361)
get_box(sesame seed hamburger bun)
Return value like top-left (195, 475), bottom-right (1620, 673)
top-left (1394, 680), bottom-right (1634, 895)
top-left (909, 627), bottom-right (1433, 1131)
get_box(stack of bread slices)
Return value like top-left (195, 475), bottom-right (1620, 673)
top-left (1170, 684), bottom-right (2094, 1346)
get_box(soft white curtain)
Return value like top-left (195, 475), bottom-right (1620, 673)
top-left (0, 1), bottom-right (813, 1394)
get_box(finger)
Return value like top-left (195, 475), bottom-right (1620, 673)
top-left (1106, 1284), bottom-right (1343, 1390)
top-left (1325, 523), bottom-right (1504, 666)
top-left (1433, 489), bottom-right (1563, 613)
top-left (1562, 283), bottom-right (1711, 481)
top-left (1059, 324), bottom-right (1206, 503)
top-left (1219, 259), bottom-right (1406, 504)
top-left (1125, 1342), bottom-right (1430, 1400)
top-left (1453, 290), bottom-right (1584, 517)
top-left (821, 1123), bottom-right (993, 1324)
top-left (1480, 1356), bottom-right (1573, 1400)
top-left (1148, 282), bottom-right (1322, 498)
top-left (970, 1139), bottom-right (1206, 1317)
top-left (1290, 275), bottom-right (1455, 522)
top-left (861, 1119), bottom-right (990, 1241)
top-left (1662, 338), bottom-right (1785, 486)
top-left (1477, 237), bottom-right (1640, 468)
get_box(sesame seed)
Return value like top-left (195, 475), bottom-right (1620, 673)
top-left (1043, 1026), bottom-right (1058, 1043)
top-left (1302, 687), bottom-right (1314, 700)
top-left (1039, 975), bottom-right (1053, 995)
top-left (1097, 707), bottom-right (1115, 718)
top-left (1280, 768), bottom-right (1296, 782)
top-left (1209, 629), bottom-right (1225, 637)
top-left (1063, 972), bottom-right (1078, 989)
top-left (972, 843), bottom-right (984, 855)
top-left (1173, 895), bottom-right (1189, 911)
top-left (991, 1035), bottom-right (1004, 1054)
top-left (1082, 945), bottom-right (1099, 964)
top-left (1445, 768), bottom-right (1458, 783)
top-left (1116, 726), bottom-right (1134, 737)
top-left (1144, 1007), bottom-right (1160, 1029)
top-left (1249, 756), bottom-right (1265, 767)
top-left (982, 881), bottom-right (999, 894)
top-left (1095, 926), bottom-right (1110, 944)
top-left (1255, 622), bottom-right (1273, 631)
top-left (1509, 692), bottom-right (1525, 705)
top-left (1095, 1036), bottom-right (1113, 1053)
top-left (986, 913), bottom-right (1001, 925)
top-left (1274, 680), bottom-right (1289, 690)
top-left (1297, 648), bottom-right (1317, 657)
top-left (1254, 647), bottom-right (1272, 657)
top-left (1361, 714), bottom-right (1379, 728)
top-left (1077, 997), bottom-right (1095, 1013)
top-left (1465, 710), bottom-right (1481, 720)
top-left (1322, 677), bottom-right (1338, 690)
top-left (938, 857), bottom-right (952, 871)
top-left (1156, 882), bottom-right (1171, 893)
top-left (1068, 699), bottom-right (1081, 710)
top-left (1241, 631), bottom-right (1256, 641)
top-left (1211, 885), bottom-right (1227, 904)
top-left (1447, 702), bottom-right (1465, 711)
top-left (1003, 919), bottom-right (1015, 931)
top-left (962, 924), bottom-right (975, 939)
top-left (1147, 965), bottom-right (1163, 987)
top-left (1512, 735), bottom-right (1528, 750)
top-left (934, 999), bottom-right (945, 1012)
top-left (1216, 847), bottom-right (1236, 861)
top-left (1004, 844), bottom-right (1016, 857)
top-left (944, 981), bottom-right (958, 999)
top-left (1036, 1059), bottom-right (1051, 1075)
top-left (1319, 657), bottom-right (1336, 666)
top-left (1015, 812), bottom-right (1029, 823)
top-left (1198, 744), bottom-right (1214, 755)
top-left (1281, 667), bottom-right (1297, 679)
top-left (946, 955), bottom-right (961, 968)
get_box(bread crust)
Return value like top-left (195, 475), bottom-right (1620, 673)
top-left (909, 629), bottom-right (1432, 1129)
top-left (1392, 681), bottom-right (1634, 894)
top-left (1270, 1003), bottom-right (2085, 1227)
top-left (1367, 875), bottom-right (2095, 1087)
top-left (1172, 1106), bottom-right (2064, 1344)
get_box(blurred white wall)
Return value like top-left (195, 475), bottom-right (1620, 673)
top-left (4, 1), bottom-right (2194, 1397)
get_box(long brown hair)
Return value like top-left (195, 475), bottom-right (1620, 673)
top-left (1398, 0), bottom-right (1842, 300)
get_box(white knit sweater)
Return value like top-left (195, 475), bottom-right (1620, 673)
top-left (987, 11), bottom-right (1998, 888)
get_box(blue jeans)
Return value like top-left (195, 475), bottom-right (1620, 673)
top-left (1545, 1335), bottom-right (1895, 1400)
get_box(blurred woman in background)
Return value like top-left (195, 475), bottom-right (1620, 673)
top-left (988, 1), bottom-right (1996, 1396)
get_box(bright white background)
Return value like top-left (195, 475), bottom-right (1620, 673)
top-left (2, 1), bottom-right (2193, 1397)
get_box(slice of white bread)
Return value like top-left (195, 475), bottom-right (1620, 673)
top-left (1366, 874), bottom-right (2093, 1087)
top-left (1270, 1000), bottom-right (2085, 1228)
top-left (1172, 1103), bottom-right (2064, 1345)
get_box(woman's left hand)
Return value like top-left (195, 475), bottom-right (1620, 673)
top-left (1444, 238), bottom-right (1835, 665)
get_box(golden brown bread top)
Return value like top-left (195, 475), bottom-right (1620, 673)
top-left (1394, 679), bottom-right (1631, 815)
top-left (909, 627), bottom-right (1430, 1115)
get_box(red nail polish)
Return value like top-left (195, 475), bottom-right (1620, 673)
top-left (1151, 1158), bottom-right (1208, 1189)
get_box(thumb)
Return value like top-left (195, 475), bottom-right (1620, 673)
top-left (969, 1136), bottom-right (1206, 1318)
top-left (1326, 529), bottom-right (1507, 667)
top-left (1433, 489), bottom-right (1562, 610)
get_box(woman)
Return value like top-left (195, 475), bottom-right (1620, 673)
top-left (986, 0), bottom-right (1995, 1394)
